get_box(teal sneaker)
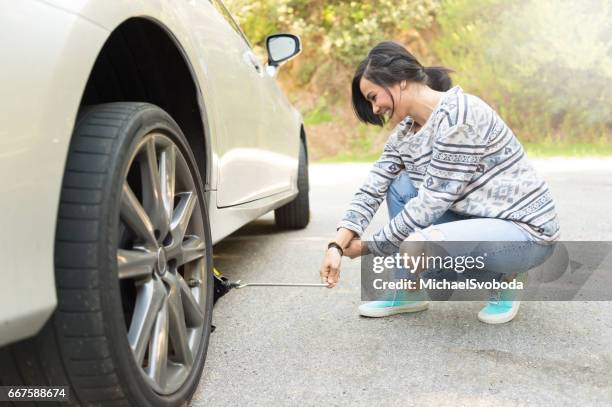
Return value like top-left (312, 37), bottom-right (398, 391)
top-left (478, 272), bottom-right (527, 324)
top-left (359, 290), bottom-right (429, 318)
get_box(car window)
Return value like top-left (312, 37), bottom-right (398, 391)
top-left (209, 0), bottom-right (253, 48)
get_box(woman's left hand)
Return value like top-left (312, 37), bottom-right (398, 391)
top-left (344, 238), bottom-right (368, 259)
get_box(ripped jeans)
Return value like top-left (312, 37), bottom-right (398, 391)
top-left (386, 172), bottom-right (553, 280)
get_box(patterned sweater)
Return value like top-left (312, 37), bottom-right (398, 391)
top-left (338, 86), bottom-right (560, 256)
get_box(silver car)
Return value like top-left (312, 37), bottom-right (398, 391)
top-left (0, 0), bottom-right (309, 404)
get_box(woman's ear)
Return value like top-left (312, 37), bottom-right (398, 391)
top-left (400, 80), bottom-right (407, 90)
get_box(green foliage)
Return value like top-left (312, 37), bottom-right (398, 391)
top-left (522, 142), bottom-right (612, 158)
top-left (348, 123), bottom-right (379, 155)
top-left (225, 0), bottom-right (612, 157)
top-left (295, 58), bottom-right (317, 86)
top-left (318, 142), bottom-right (612, 162)
top-left (432, 0), bottom-right (612, 143)
top-left (223, 0), bottom-right (281, 43)
top-left (225, 0), bottom-right (440, 66)
top-left (303, 97), bottom-right (332, 125)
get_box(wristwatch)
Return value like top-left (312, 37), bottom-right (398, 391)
top-left (327, 241), bottom-right (344, 256)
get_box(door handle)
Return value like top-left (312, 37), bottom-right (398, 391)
top-left (242, 51), bottom-right (263, 76)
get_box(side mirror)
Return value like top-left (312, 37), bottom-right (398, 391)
top-left (265, 33), bottom-right (301, 68)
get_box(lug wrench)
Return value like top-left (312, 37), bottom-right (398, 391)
top-left (230, 280), bottom-right (328, 289)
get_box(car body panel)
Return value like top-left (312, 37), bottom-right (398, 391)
top-left (46, 0), bottom-right (302, 206)
top-left (0, 0), bottom-right (109, 346)
top-left (0, 0), bottom-right (302, 346)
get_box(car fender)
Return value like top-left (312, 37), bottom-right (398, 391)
top-left (0, 1), bottom-right (110, 346)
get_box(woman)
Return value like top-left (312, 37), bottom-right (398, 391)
top-left (319, 41), bottom-right (559, 324)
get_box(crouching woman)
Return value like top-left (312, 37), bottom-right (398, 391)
top-left (319, 41), bottom-right (559, 324)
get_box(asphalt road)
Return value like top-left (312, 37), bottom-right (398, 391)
top-left (192, 159), bottom-right (612, 406)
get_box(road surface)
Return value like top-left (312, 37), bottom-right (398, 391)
top-left (193, 159), bottom-right (612, 406)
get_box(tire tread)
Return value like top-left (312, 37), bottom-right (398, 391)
top-left (0, 104), bottom-right (145, 405)
top-left (51, 105), bottom-right (134, 404)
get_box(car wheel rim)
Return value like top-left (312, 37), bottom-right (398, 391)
top-left (116, 132), bottom-right (208, 395)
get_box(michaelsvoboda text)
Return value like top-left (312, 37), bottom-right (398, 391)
top-left (372, 278), bottom-right (524, 291)
top-left (370, 253), bottom-right (524, 291)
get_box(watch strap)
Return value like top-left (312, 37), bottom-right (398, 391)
top-left (327, 241), bottom-right (344, 256)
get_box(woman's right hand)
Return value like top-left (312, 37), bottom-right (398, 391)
top-left (320, 247), bottom-right (342, 288)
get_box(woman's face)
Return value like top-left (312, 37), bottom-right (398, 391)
top-left (359, 77), bottom-right (406, 125)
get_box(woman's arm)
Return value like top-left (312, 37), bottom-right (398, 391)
top-left (336, 133), bottom-right (404, 237)
top-left (332, 227), bottom-right (356, 249)
top-left (321, 131), bottom-right (404, 287)
top-left (319, 227), bottom-right (355, 288)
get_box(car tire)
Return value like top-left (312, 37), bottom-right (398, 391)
top-left (0, 102), bottom-right (213, 406)
top-left (274, 138), bottom-right (310, 229)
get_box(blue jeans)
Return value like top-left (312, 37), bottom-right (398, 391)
top-left (386, 172), bottom-right (553, 278)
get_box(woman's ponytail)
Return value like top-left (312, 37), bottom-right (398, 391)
top-left (424, 66), bottom-right (454, 92)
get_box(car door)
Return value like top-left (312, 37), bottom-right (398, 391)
top-left (256, 70), bottom-right (300, 197)
top-left (208, 0), bottom-right (288, 207)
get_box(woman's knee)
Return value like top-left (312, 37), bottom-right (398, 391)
top-left (399, 226), bottom-right (444, 256)
top-left (405, 226), bottom-right (446, 242)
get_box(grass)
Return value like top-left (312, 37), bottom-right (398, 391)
top-left (303, 98), bottom-right (333, 126)
top-left (314, 142), bottom-right (612, 163)
top-left (521, 142), bottom-right (612, 158)
top-left (315, 152), bottom-right (381, 163)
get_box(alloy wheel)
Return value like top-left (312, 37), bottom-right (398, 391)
top-left (116, 132), bottom-right (208, 395)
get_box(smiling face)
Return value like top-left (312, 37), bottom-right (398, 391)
top-left (359, 77), bottom-right (407, 125)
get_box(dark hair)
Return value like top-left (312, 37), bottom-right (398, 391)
top-left (351, 41), bottom-right (454, 126)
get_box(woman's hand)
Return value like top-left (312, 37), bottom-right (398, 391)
top-left (344, 238), bottom-right (369, 259)
top-left (320, 247), bottom-right (342, 288)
